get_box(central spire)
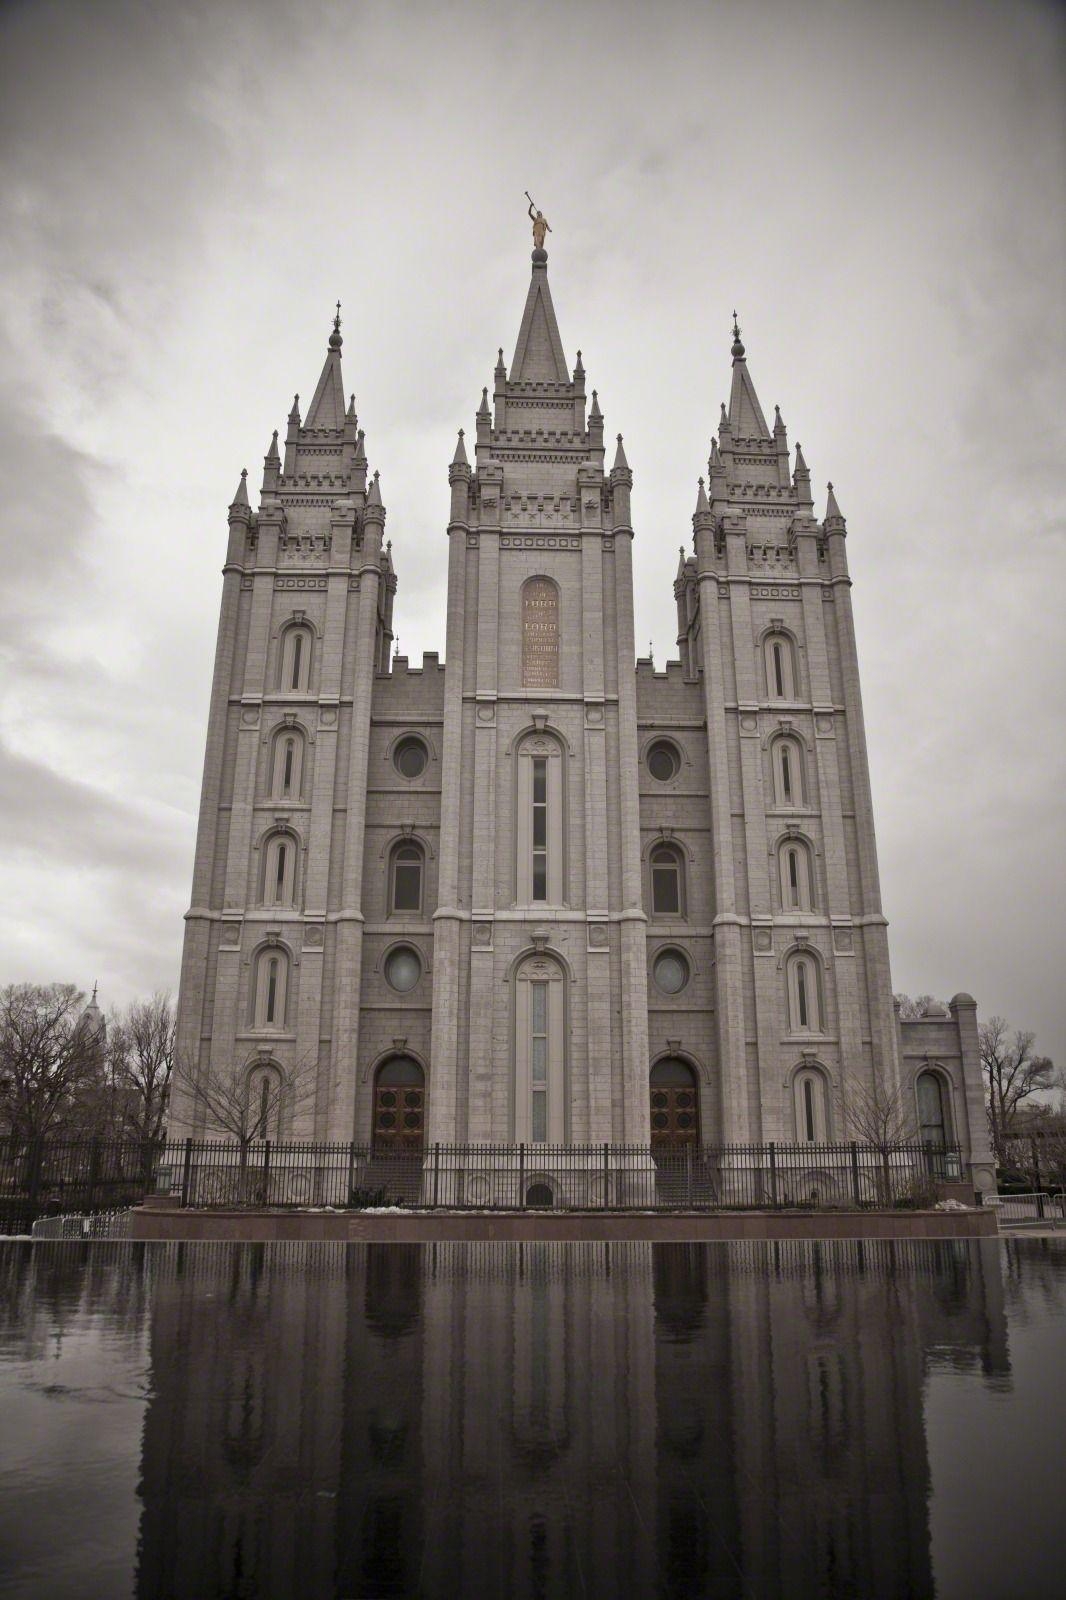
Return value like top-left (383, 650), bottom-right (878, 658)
top-left (304, 303), bottom-right (347, 429)
top-left (510, 250), bottom-right (569, 383)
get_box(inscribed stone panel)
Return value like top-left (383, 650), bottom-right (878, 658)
top-left (522, 578), bottom-right (559, 688)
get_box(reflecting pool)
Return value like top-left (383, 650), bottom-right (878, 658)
top-left (1, 1239), bottom-right (1064, 1598)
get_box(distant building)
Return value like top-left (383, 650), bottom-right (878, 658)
top-left (171, 240), bottom-right (992, 1191)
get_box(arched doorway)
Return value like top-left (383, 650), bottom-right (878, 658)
top-left (373, 1056), bottom-right (425, 1152)
top-left (525, 1182), bottom-right (554, 1208)
top-left (650, 1058), bottom-right (700, 1148)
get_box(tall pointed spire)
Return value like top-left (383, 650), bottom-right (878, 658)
top-left (451, 427), bottom-right (468, 467)
top-left (825, 481), bottom-right (845, 525)
top-left (230, 468), bottom-right (250, 509)
top-left (612, 433), bottom-right (630, 474)
top-left (304, 304), bottom-right (347, 430)
top-left (510, 250), bottom-right (569, 382)
top-left (726, 312), bottom-right (771, 440)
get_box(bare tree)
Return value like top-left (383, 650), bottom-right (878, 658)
top-left (842, 1070), bottom-right (921, 1204)
top-left (171, 1052), bottom-right (317, 1200)
top-left (895, 993), bottom-right (945, 1020)
top-left (108, 994), bottom-right (175, 1145)
top-left (980, 1015), bottom-right (1055, 1161)
top-left (0, 984), bottom-right (105, 1144)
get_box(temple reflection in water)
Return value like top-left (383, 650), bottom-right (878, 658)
top-left (134, 1240), bottom-right (1008, 1599)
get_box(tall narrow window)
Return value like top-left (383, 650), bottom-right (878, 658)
top-left (787, 952), bottom-right (823, 1033)
top-left (248, 1066), bottom-right (281, 1139)
top-left (262, 831), bottom-right (297, 907)
top-left (522, 578), bottom-right (559, 688)
top-left (252, 947), bottom-right (289, 1030)
top-left (650, 845), bottom-right (684, 917)
top-left (917, 1071), bottom-right (949, 1147)
top-left (793, 1067), bottom-right (829, 1141)
top-left (764, 633), bottom-right (796, 700)
top-left (270, 726), bottom-right (305, 801)
top-left (390, 842), bottom-right (424, 914)
top-left (515, 958), bottom-right (565, 1143)
top-left (516, 735), bottom-right (564, 905)
top-left (532, 759), bottom-right (548, 902)
top-left (773, 737), bottom-right (805, 808)
top-left (780, 838), bottom-right (814, 911)
top-left (280, 625), bottom-right (313, 692)
top-left (531, 982), bottom-right (548, 1141)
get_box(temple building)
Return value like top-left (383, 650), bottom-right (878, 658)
top-left (171, 234), bottom-right (992, 1192)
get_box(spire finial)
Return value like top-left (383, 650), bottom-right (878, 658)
top-left (91, 980), bottom-right (98, 1004)
top-left (329, 301), bottom-right (343, 350)
top-left (731, 311), bottom-right (745, 360)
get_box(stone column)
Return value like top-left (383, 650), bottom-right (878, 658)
top-left (328, 492), bottom-right (384, 1138)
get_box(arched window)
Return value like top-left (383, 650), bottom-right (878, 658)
top-left (650, 1058), bottom-right (700, 1147)
top-left (772, 735), bottom-right (805, 808)
top-left (516, 733), bottom-right (565, 905)
top-left (269, 726), bottom-right (305, 801)
top-left (247, 1063), bottom-right (283, 1139)
top-left (514, 956), bottom-right (566, 1143)
top-left (373, 1056), bottom-right (425, 1152)
top-left (522, 577), bottom-right (559, 689)
top-left (650, 844), bottom-right (685, 917)
top-left (786, 950), bottom-right (824, 1033)
top-left (389, 841), bottom-right (424, 915)
top-left (779, 836), bottom-right (814, 911)
top-left (280, 623), bottom-right (313, 692)
top-left (262, 830), bottom-right (298, 907)
top-left (251, 946), bottom-right (290, 1030)
top-left (916, 1070), bottom-right (951, 1148)
top-left (764, 632), bottom-right (797, 700)
top-left (793, 1065), bottom-right (830, 1141)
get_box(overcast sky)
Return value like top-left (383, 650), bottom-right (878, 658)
top-left (0, 0), bottom-right (1063, 1063)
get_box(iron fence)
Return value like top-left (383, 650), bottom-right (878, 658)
top-left (1, 1135), bottom-right (968, 1224)
top-left (0, 1137), bottom-right (162, 1233)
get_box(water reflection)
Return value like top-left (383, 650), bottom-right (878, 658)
top-left (1, 1238), bottom-right (1063, 1599)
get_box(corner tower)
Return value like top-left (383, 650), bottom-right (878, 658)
top-left (172, 310), bottom-right (394, 1138)
top-left (671, 318), bottom-right (900, 1139)
top-left (429, 243), bottom-right (651, 1143)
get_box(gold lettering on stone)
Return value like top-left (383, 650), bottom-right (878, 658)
top-left (522, 577), bottom-right (559, 688)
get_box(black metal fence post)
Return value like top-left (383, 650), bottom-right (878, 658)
top-left (850, 1142), bottom-right (862, 1207)
top-left (519, 1143), bottom-right (526, 1209)
top-left (603, 1143), bottom-right (609, 1210)
top-left (180, 1138), bottom-right (193, 1209)
top-left (769, 1142), bottom-right (778, 1208)
top-left (262, 1140), bottom-right (271, 1205)
top-left (433, 1142), bottom-right (441, 1209)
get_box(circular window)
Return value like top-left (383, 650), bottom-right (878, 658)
top-left (653, 949), bottom-right (690, 995)
top-left (384, 946), bottom-right (422, 992)
top-left (647, 740), bottom-right (680, 782)
top-left (393, 737), bottom-right (428, 780)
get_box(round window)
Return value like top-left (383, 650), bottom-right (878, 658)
top-left (647, 741), bottom-right (680, 782)
top-left (393, 737), bottom-right (428, 780)
top-left (384, 946), bottom-right (422, 992)
top-left (653, 949), bottom-right (689, 995)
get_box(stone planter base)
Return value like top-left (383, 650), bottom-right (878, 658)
top-left (129, 1206), bottom-right (999, 1244)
